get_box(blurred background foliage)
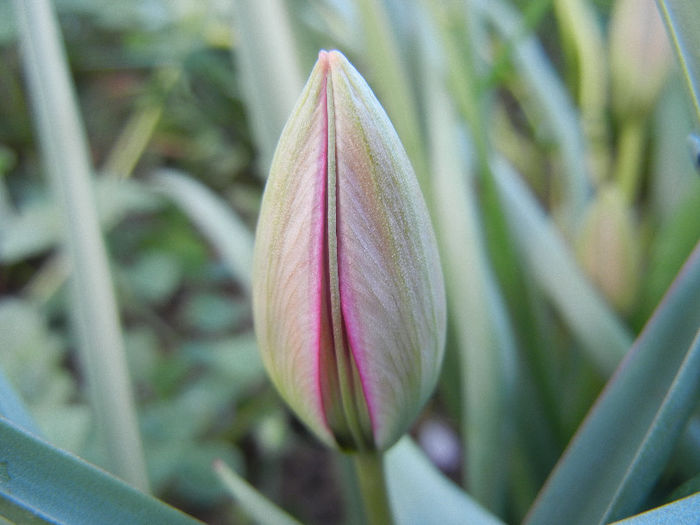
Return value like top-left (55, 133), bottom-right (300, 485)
top-left (0, 0), bottom-right (699, 524)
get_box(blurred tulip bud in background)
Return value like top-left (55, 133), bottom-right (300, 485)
top-left (609, 0), bottom-right (672, 119)
top-left (576, 184), bottom-right (640, 313)
top-left (252, 50), bottom-right (446, 452)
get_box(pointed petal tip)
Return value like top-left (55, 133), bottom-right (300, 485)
top-left (318, 49), bottom-right (348, 70)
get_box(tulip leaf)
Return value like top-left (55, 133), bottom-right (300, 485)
top-left (421, 22), bottom-right (516, 513)
top-left (0, 416), bottom-right (202, 525)
top-left (386, 438), bottom-right (505, 525)
top-left (14, 0), bottom-right (148, 490)
top-left (477, 0), bottom-right (592, 227)
top-left (355, 0), bottom-right (430, 197)
top-left (150, 169), bottom-right (254, 294)
top-left (213, 460), bottom-right (303, 525)
top-left (610, 493), bottom-right (700, 525)
top-left (230, 0), bottom-right (304, 173)
top-left (492, 158), bottom-right (632, 373)
top-left (0, 367), bottom-right (41, 437)
top-left (525, 243), bottom-right (700, 525)
top-left (657, 0), bottom-right (700, 126)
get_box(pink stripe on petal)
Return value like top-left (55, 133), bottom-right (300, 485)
top-left (314, 51), bottom-right (331, 433)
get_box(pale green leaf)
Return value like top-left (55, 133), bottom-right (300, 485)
top-left (230, 0), bottom-right (304, 173)
top-left (422, 19), bottom-right (516, 512)
top-left (213, 460), bottom-right (303, 525)
top-left (386, 438), bottom-right (505, 525)
top-left (478, 0), bottom-right (592, 227)
top-left (657, 0), bottom-right (700, 125)
top-left (13, 0), bottom-right (147, 489)
top-left (492, 157), bottom-right (632, 373)
top-left (150, 169), bottom-right (254, 294)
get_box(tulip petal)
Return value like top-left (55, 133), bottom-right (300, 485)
top-left (328, 52), bottom-right (446, 448)
top-left (252, 58), bottom-right (334, 445)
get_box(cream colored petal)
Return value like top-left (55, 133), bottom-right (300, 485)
top-left (252, 58), bottom-right (335, 446)
top-left (328, 52), bottom-right (446, 449)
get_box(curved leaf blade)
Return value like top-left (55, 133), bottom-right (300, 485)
top-left (213, 460), bottom-right (302, 525)
top-left (492, 158), bottom-right (632, 373)
top-left (525, 243), bottom-right (700, 525)
top-left (0, 416), bottom-right (202, 525)
top-left (150, 169), bottom-right (254, 294)
top-left (657, 0), bottom-right (700, 125)
top-left (0, 368), bottom-right (41, 437)
top-left (386, 438), bottom-right (505, 525)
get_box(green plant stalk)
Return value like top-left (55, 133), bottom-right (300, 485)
top-left (102, 68), bottom-right (180, 180)
top-left (554, 0), bottom-right (610, 182)
top-left (231, 0), bottom-right (304, 174)
top-left (614, 118), bottom-right (646, 203)
top-left (356, 0), bottom-right (431, 201)
top-left (12, 0), bottom-right (149, 491)
top-left (478, 0), bottom-right (592, 228)
top-left (352, 452), bottom-right (395, 525)
top-left (420, 5), bottom-right (518, 512)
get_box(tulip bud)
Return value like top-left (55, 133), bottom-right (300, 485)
top-left (609, 0), bottom-right (671, 119)
top-left (252, 50), bottom-right (446, 452)
top-left (576, 184), bottom-right (640, 312)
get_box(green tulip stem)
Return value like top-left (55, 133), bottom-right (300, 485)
top-left (352, 451), bottom-right (395, 525)
top-left (614, 117), bottom-right (646, 203)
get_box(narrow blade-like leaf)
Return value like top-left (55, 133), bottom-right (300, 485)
top-left (526, 243), bottom-right (700, 524)
top-left (150, 169), bottom-right (253, 294)
top-left (657, 0), bottom-right (700, 125)
top-left (213, 460), bottom-right (302, 525)
top-left (0, 417), bottom-right (201, 525)
top-left (386, 438), bottom-right (505, 525)
top-left (492, 158), bottom-right (632, 373)
top-left (421, 18), bottom-right (516, 512)
top-left (12, 0), bottom-right (147, 490)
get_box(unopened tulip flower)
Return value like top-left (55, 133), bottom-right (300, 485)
top-left (252, 50), bottom-right (446, 452)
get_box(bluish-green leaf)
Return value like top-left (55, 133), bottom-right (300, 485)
top-left (657, 0), bottom-right (700, 125)
top-left (0, 416), bottom-right (202, 525)
top-left (525, 243), bottom-right (700, 524)
top-left (611, 493), bottom-right (700, 525)
top-left (0, 368), bottom-right (41, 437)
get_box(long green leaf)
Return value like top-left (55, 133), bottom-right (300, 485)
top-left (422, 19), bottom-right (516, 513)
top-left (0, 416), bottom-right (201, 525)
top-left (386, 438), bottom-right (505, 525)
top-left (230, 0), bottom-right (304, 173)
top-left (657, 0), bottom-right (700, 125)
top-left (0, 369), bottom-right (41, 437)
top-left (492, 158), bottom-right (632, 373)
top-left (478, 0), bottom-right (592, 228)
top-left (611, 493), bottom-right (700, 525)
top-left (525, 243), bottom-right (700, 524)
top-left (213, 460), bottom-right (302, 525)
top-left (150, 169), bottom-right (254, 294)
top-left (12, 0), bottom-right (148, 490)
top-left (354, 0), bottom-right (431, 198)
